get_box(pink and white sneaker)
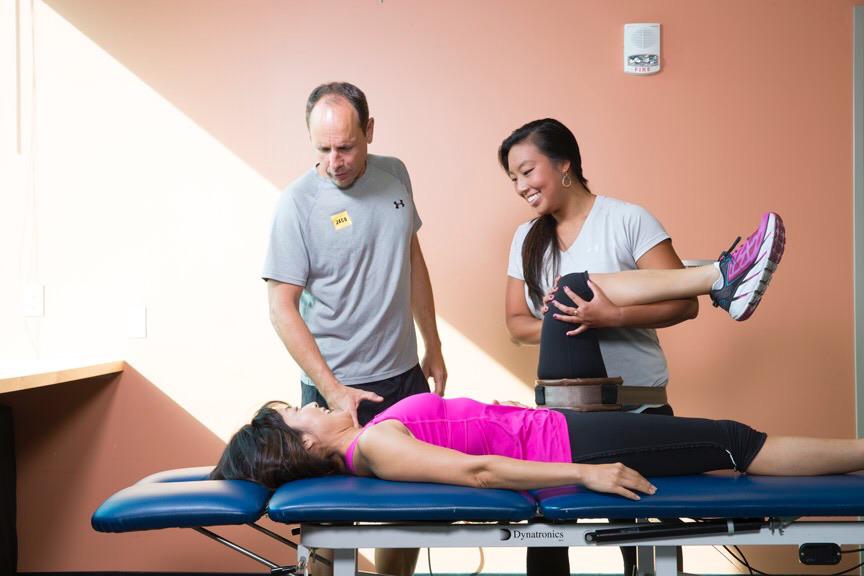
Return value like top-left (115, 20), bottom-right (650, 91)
top-left (709, 212), bottom-right (785, 321)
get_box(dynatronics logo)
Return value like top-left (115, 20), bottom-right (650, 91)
top-left (499, 528), bottom-right (565, 542)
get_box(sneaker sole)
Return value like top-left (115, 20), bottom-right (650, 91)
top-left (731, 213), bottom-right (786, 321)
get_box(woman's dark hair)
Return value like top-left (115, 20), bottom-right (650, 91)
top-left (305, 82), bottom-right (370, 135)
top-left (498, 119), bottom-right (590, 309)
top-left (211, 402), bottom-right (343, 489)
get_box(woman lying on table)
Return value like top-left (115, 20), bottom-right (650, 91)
top-left (212, 212), bottom-right (851, 501)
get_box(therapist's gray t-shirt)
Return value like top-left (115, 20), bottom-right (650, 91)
top-left (508, 195), bottom-right (671, 392)
top-left (263, 154), bottom-right (421, 386)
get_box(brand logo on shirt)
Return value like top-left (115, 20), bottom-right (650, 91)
top-left (394, 199), bottom-right (405, 209)
top-left (331, 210), bottom-right (352, 230)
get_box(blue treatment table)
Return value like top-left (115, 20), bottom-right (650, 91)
top-left (93, 467), bottom-right (864, 576)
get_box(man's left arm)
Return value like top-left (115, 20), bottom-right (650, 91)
top-left (410, 234), bottom-right (447, 395)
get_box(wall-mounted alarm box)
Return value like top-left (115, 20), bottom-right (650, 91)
top-left (624, 23), bottom-right (661, 75)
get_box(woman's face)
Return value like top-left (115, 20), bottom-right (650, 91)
top-left (276, 402), bottom-right (351, 435)
top-left (274, 401), bottom-right (352, 454)
top-left (506, 141), bottom-right (570, 215)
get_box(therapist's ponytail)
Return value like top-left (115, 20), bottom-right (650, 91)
top-left (522, 215), bottom-right (559, 310)
top-left (498, 119), bottom-right (590, 310)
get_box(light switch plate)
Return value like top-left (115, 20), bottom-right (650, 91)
top-left (126, 305), bottom-right (147, 339)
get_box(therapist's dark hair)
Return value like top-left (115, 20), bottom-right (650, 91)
top-left (498, 119), bottom-right (590, 309)
top-left (211, 401), bottom-right (343, 489)
top-left (305, 82), bottom-right (370, 135)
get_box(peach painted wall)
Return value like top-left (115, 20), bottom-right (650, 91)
top-left (0, 0), bottom-right (857, 574)
top-left (1, 367), bottom-right (314, 573)
top-left (37, 0), bottom-right (855, 434)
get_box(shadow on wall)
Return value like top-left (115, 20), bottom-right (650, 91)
top-left (41, 0), bottom-right (543, 385)
top-left (37, 1), bottom-right (856, 410)
top-left (3, 365), bottom-right (353, 572)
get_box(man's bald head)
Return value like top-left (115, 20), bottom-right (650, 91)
top-left (305, 82), bottom-right (370, 135)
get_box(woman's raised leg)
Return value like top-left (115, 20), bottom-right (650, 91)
top-left (589, 212), bottom-right (785, 321)
top-left (589, 265), bottom-right (718, 307)
top-left (538, 272), bottom-right (608, 379)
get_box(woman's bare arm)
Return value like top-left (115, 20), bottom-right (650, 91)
top-left (504, 277), bottom-right (542, 345)
top-left (355, 421), bottom-right (656, 500)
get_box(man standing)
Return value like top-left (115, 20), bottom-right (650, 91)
top-left (265, 81), bottom-right (446, 423)
top-left (263, 82), bottom-right (445, 575)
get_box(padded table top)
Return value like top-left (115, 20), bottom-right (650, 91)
top-left (268, 475), bottom-right (537, 523)
top-left (92, 466), bottom-right (269, 532)
top-left (93, 468), bottom-right (864, 534)
top-left (533, 473), bottom-right (864, 520)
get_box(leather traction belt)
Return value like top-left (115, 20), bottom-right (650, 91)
top-left (535, 377), bottom-right (667, 411)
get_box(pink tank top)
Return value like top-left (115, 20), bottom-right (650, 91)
top-left (344, 393), bottom-right (571, 474)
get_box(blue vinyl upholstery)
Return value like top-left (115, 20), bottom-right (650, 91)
top-left (268, 475), bottom-right (537, 523)
top-left (533, 473), bottom-right (864, 520)
top-left (92, 467), bottom-right (269, 532)
top-left (92, 468), bottom-right (864, 534)
top-left (135, 466), bottom-right (214, 484)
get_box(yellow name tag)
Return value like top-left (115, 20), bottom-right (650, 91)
top-left (331, 210), bottom-right (352, 230)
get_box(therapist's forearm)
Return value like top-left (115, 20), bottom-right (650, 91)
top-left (616, 297), bottom-right (699, 329)
top-left (269, 292), bottom-right (341, 398)
top-left (505, 314), bottom-right (542, 346)
top-left (508, 298), bottom-right (695, 342)
top-left (274, 310), bottom-right (337, 391)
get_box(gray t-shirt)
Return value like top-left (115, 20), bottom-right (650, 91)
top-left (508, 195), bottom-right (671, 395)
top-left (263, 154), bottom-right (421, 386)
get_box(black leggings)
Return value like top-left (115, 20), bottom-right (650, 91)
top-left (528, 273), bottom-right (767, 576)
top-left (537, 270), bottom-right (768, 473)
top-left (537, 271), bottom-right (608, 379)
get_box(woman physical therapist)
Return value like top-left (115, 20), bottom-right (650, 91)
top-left (500, 118), bottom-right (697, 576)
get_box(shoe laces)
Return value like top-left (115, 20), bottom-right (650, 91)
top-left (712, 236), bottom-right (741, 309)
top-left (719, 236), bottom-right (741, 261)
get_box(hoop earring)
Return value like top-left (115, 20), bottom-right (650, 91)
top-left (561, 172), bottom-right (572, 188)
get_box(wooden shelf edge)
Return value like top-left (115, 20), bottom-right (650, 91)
top-left (0, 361), bottom-right (126, 395)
